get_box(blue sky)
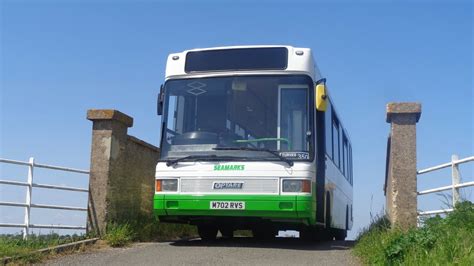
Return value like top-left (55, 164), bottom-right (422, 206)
top-left (1, 0), bottom-right (473, 239)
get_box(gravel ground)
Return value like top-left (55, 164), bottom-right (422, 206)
top-left (41, 238), bottom-right (360, 266)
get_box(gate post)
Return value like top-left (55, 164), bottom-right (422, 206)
top-left (451, 154), bottom-right (460, 207)
top-left (385, 103), bottom-right (421, 230)
top-left (86, 109), bottom-right (160, 236)
top-left (86, 110), bottom-right (133, 236)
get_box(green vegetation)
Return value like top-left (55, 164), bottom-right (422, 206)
top-left (104, 215), bottom-right (197, 247)
top-left (354, 201), bottom-right (474, 265)
top-left (0, 233), bottom-right (86, 264)
top-left (0, 216), bottom-right (195, 262)
top-left (1, 217), bottom-right (196, 263)
top-left (105, 223), bottom-right (134, 247)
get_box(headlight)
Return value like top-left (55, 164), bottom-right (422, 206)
top-left (155, 179), bottom-right (178, 192)
top-left (282, 180), bottom-right (311, 193)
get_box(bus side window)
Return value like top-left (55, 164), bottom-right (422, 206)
top-left (342, 133), bottom-right (346, 176)
top-left (346, 140), bottom-right (349, 179)
top-left (340, 125), bottom-right (344, 174)
top-left (332, 113), bottom-right (340, 168)
top-left (349, 144), bottom-right (353, 185)
top-left (325, 101), bottom-right (333, 159)
top-left (343, 135), bottom-right (349, 179)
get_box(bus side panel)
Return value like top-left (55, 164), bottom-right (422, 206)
top-left (325, 157), bottom-right (353, 230)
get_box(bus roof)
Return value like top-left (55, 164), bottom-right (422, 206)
top-left (165, 45), bottom-right (322, 81)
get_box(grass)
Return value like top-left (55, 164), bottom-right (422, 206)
top-left (1, 216), bottom-right (197, 263)
top-left (105, 223), bottom-right (134, 247)
top-left (354, 201), bottom-right (474, 265)
top-left (104, 215), bottom-right (197, 247)
top-left (0, 233), bottom-right (87, 264)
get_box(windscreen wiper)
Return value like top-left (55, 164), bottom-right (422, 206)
top-left (165, 154), bottom-right (243, 167)
top-left (213, 147), bottom-right (294, 167)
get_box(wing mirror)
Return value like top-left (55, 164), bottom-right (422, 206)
top-left (315, 78), bottom-right (327, 112)
top-left (157, 84), bottom-right (164, 115)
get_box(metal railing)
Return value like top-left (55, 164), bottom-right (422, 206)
top-left (417, 155), bottom-right (474, 216)
top-left (0, 157), bottom-right (89, 239)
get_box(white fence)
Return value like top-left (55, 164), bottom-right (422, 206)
top-left (0, 157), bottom-right (89, 239)
top-left (417, 155), bottom-right (474, 216)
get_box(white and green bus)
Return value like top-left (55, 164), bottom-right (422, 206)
top-left (154, 45), bottom-right (353, 240)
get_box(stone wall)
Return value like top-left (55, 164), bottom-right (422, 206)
top-left (385, 103), bottom-right (421, 230)
top-left (86, 109), bottom-right (159, 236)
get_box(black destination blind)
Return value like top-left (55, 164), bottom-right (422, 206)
top-left (185, 47), bottom-right (288, 73)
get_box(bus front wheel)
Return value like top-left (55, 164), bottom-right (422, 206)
top-left (252, 227), bottom-right (276, 240)
top-left (219, 227), bottom-right (234, 239)
top-left (198, 225), bottom-right (218, 241)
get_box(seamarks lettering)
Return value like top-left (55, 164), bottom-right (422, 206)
top-left (213, 165), bottom-right (245, 171)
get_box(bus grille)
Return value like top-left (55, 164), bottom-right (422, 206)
top-left (180, 178), bottom-right (279, 194)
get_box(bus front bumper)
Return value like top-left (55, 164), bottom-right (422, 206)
top-left (153, 194), bottom-right (314, 223)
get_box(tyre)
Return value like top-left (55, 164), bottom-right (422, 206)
top-left (334, 229), bottom-right (347, 241)
top-left (301, 226), bottom-right (332, 241)
top-left (198, 225), bottom-right (218, 241)
top-left (219, 227), bottom-right (234, 239)
top-left (325, 192), bottom-right (334, 241)
top-left (252, 227), bottom-right (276, 240)
top-left (300, 226), bottom-right (317, 241)
top-left (334, 206), bottom-right (348, 241)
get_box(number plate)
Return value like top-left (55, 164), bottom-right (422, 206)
top-left (210, 201), bottom-right (245, 210)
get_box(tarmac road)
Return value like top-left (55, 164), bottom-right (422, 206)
top-left (42, 237), bottom-right (360, 266)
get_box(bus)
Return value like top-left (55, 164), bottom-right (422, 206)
top-left (154, 45), bottom-right (353, 240)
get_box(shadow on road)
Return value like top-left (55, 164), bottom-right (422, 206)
top-left (170, 237), bottom-right (355, 251)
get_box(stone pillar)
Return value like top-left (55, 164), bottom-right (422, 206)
top-left (86, 110), bottom-right (133, 236)
top-left (86, 109), bottom-right (160, 236)
top-left (385, 103), bottom-right (421, 230)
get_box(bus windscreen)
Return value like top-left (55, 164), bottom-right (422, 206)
top-left (185, 48), bottom-right (288, 73)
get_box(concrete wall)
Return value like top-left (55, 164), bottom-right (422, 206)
top-left (86, 109), bottom-right (159, 236)
top-left (384, 103), bottom-right (421, 230)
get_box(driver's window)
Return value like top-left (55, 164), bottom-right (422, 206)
top-left (165, 95), bottom-right (186, 145)
top-left (166, 95), bottom-right (177, 131)
top-left (166, 95), bottom-right (185, 134)
top-left (279, 85), bottom-right (308, 151)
